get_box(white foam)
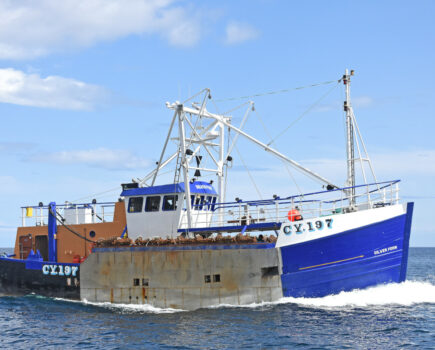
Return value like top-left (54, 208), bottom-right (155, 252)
top-left (208, 281), bottom-right (435, 310)
top-left (81, 299), bottom-right (185, 314)
top-left (56, 280), bottom-right (435, 312)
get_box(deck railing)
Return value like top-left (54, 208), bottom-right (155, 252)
top-left (20, 202), bottom-right (116, 227)
top-left (179, 180), bottom-right (400, 232)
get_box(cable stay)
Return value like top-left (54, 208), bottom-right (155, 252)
top-left (213, 79), bottom-right (338, 102)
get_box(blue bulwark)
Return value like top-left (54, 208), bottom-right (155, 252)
top-left (121, 181), bottom-right (217, 197)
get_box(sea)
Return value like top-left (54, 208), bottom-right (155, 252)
top-left (0, 247), bottom-right (434, 349)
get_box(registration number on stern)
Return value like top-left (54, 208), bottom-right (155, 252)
top-left (282, 218), bottom-right (333, 235)
top-left (42, 264), bottom-right (79, 277)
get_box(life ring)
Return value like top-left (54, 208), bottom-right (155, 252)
top-left (287, 209), bottom-right (302, 222)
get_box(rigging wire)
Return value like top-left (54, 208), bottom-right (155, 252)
top-left (221, 101), bottom-right (252, 116)
top-left (71, 169), bottom-right (177, 204)
top-left (266, 82), bottom-right (340, 146)
top-left (182, 88), bottom-right (209, 105)
top-left (253, 108), bottom-right (304, 196)
top-left (233, 143), bottom-right (263, 200)
top-left (214, 79), bottom-right (338, 102)
top-left (71, 186), bottom-right (120, 203)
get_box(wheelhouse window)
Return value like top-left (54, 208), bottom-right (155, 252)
top-left (128, 197), bottom-right (143, 213)
top-left (145, 196), bottom-right (161, 212)
top-left (194, 195), bottom-right (201, 210)
top-left (206, 196), bottom-right (212, 210)
top-left (211, 196), bottom-right (217, 211)
top-left (162, 195), bottom-right (178, 211)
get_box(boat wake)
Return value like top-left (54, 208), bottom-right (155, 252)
top-left (81, 299), bottom-right (184, 314)
top-left (209, 280), bottom-right (435, 310)
top-left (55, 280), bottom-right (435, 313)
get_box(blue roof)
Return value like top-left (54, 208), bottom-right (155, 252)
top-left (121, 181), bottom-right (217, 197)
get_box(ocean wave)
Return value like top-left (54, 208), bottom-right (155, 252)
top-left (208, 280), bottom-right (435, 310)
top-left (80, 299), bottom-right (185, 314)
top-left (56, 280), bottom-right (435, 313)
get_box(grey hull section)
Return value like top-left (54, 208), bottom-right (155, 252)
top-left (80, 244), bottom-right (283, 310)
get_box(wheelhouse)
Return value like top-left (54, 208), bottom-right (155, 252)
top-left (121, 181), bottom-right (218, 239)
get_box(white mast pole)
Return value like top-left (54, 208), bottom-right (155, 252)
top-left (218, 120), bottom-right (225, 224)
top-left (178, 104), bottom-right (193, 236)
top-left (344, 69), bottom-right (355, 205)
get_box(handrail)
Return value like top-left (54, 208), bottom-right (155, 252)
top-left (210, 180), bottom-right (400, 210)
top-left (179, 180), bottom-right (401, 231)
top-left (20, 201), bottom-right (117, 227)
top-left (20, 201), bottom-right (117, 209)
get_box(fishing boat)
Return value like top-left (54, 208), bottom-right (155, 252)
top-left (0, 70), bottom-right (413, 309)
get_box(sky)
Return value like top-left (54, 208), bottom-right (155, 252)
top-left (0, 0), bottom-right (434, 246)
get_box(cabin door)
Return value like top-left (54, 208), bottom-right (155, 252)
top-left (35, 235), bottom-right (48, 261)
top-left (19, 235), bottom-right (33, 259)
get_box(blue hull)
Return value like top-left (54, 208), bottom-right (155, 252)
top-left (280, 203), bottom-right (414, 298)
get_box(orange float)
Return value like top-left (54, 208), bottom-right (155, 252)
top-left (287, 209), bottom-right (302, 222)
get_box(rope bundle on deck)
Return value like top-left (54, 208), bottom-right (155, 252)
top-left (95, 233), bottom-right (277, 248)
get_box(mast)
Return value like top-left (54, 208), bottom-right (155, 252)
top-left (177, 103), bottom-right (193, 237)
top-left (343, 69), bottom-right (355, 205)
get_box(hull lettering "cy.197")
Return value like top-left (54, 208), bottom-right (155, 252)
top-left (42, 265), bottom-right (79, 277)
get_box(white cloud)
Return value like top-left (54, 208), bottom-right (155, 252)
top-left (30, 147), bottom-right (150, 170)
top-left (0, 68), bottom-right (107, 110)
top-left (0, 0), bottom-right (202, 60)
top-left (224, 21), bottom-right (259, 45)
